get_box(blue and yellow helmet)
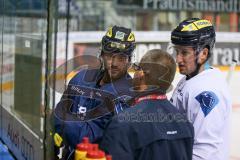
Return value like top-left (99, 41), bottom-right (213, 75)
top-left (101, 25), bottom-right (136, 57)
top-left (171, 18), bottom-right (215, 57)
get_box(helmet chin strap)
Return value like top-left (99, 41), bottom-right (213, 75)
top-left (186, 48), bottom-right (202, 80)
top-left (186, 48), bottom-right (210, 80)
top-left (98, 50), bottom-right (106, 71)
top-left (186, 62), bottom-right (201, 80)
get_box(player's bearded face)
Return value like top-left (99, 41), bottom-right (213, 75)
top-left (174, 46), bottom-right (197, 75)
top-left (102, 52), bottom-right (130, 81)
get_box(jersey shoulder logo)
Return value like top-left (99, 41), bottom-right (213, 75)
top-left (195, 91), bottom-right (219, 117)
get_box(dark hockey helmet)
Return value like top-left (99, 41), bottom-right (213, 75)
top-left (101, 25), bottom-right (136, 57)
top-left (171, 18), bottom-right (215, 58)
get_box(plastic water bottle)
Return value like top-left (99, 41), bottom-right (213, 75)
top-left (85, 144), bottom-right (106, 160)
top-left (106, 155), bottom-right (112, 160)
top-left (74, 137), bottom-right (93, 160)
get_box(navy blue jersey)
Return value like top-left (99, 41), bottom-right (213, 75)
top-left (100, 98), bottom-right (194, 160)
top-left (54, 68), bottom-right (133, 148)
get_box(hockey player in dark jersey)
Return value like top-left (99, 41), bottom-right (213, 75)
top-left (53, 26), bottom-right (136, 159)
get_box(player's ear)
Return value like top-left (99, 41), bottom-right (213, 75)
top-left (198, 48), bottom-right (209, 64)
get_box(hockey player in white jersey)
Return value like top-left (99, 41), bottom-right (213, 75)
top-left (170, 18), bottom-right (232, 160)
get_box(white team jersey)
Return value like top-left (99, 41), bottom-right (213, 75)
top-left (171, 68), bottom-right (232, 160)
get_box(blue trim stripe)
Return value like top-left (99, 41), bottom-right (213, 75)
top-left (0, 141), bottom-right (15, 160)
